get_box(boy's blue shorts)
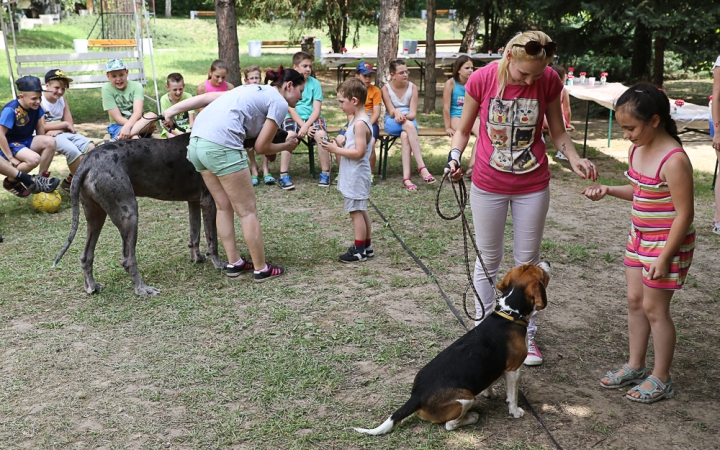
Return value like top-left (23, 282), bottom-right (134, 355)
top-left (1, 138), bottom-right (34, 160)
top-left (107, 123), bottom-right (123, 139)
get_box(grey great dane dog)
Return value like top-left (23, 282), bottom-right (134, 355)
top-left (54, 133), bottom-right (222, 296)
top-left (54, 129), bottom-right (290, 296)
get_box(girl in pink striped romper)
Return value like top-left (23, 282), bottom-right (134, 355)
top-left (583, 83), bottom-right (695, 404)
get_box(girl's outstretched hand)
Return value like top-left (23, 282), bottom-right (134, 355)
top-left (568, 155), bottom-right (598, 181)
top-left (582, 184), bottom-right (608, 201)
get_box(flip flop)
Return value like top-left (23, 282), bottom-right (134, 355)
top-left (417, 165), bottom-right (435, 184)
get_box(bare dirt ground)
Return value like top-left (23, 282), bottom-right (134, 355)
top-left (2, 82), bottom-right (718, 448)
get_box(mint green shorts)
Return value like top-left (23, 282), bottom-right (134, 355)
top-left (187, 136), bottom-right (248, 176)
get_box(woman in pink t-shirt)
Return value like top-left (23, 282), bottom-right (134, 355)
top-left (446, 31), bottom-right (597, 366)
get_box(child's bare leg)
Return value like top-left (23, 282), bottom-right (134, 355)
top-left (369, 137), bottom-right (377, 174)
top-left (628, 286), bottom-right (676, 398)
top-left (313, 130), bottom-right (331, 172)
top-left (600, 267), bottom-right (648, 387)
top-left (68, 155), bottom-right (83, 175)
top-left (13, 147), bottom-right (41, 174)
top-left (361, 210), bottom-right (372, 240)
top-left (262, 156), bottom-right (270, 175)
top-left (247, 149), bottom-right (259, 177)
top-left (30, 136), bottom-right (56, 173)
top-left (350, 210), bottom-right (367, 243)
top-left (403, 122), bottom-right (430, 177)
top-left (626, 268), bottom-right (651, 372)
top-left (714, 149), bottom-right (720, 223)
top-left (400, 131), bottom-right (412, 181)
top-left (280, 151), bottom-right (292, 173)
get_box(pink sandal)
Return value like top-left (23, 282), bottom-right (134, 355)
top-left (417, 166), bottom-right (435, 184)
top-left (402, 178), bottom-right (417, 191)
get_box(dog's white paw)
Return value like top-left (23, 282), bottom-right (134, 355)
top-left (481, 387), bottom-right (496, 399)
top-left (509, 405), bottom-right (524, 418)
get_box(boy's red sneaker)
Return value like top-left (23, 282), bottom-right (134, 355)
top-left (3, 178), bottom-right (30, 198)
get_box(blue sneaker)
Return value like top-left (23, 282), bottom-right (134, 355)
top-left (278, 174), bottom-right (295, 190)
top-left (318, 172), bottom-right (330, 187)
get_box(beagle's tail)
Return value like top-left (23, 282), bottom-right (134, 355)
top-left (353, 395), bottom-right (421, 436)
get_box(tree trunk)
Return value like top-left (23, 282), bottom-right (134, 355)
top-left (423, 0), bottom-right (437, 113)
top-left (630, 19), bottom-right (652, 82)
top-left (376, 0), bottom-right (401, 88)
top-left (652, 35), bottom-right (666, 87)
top-left (214, 0), bottom-right (241, 87)
top-left (459, 12), bottom-right (480, 53)
top-left (164, 0), bottom-right (171, 19)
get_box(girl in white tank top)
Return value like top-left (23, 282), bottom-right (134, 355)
top-left (381, 60), bottom-right (435, 190)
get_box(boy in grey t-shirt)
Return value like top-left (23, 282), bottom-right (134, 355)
top-left (318, 79), bottom-right (374, 263)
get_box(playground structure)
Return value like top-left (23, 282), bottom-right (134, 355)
top-left (0, 0), bottom-right (160, 110)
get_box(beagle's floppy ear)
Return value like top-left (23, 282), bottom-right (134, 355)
top-left (524, 279), bottom-right (548, 311)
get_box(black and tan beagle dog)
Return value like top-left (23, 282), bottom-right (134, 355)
top-left (354, 262), bottom-right (551, 435)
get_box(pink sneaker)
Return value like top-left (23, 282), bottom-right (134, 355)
top-left (524, 337), bottom-right (543, 366)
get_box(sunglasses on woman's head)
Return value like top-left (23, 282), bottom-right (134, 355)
top-left (512, 41), bottom-right (557, 57)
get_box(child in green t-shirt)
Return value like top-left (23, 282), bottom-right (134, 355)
top-left (102, 59), bottom-right (156, 141)
top-left (278, 52), bottom-right (329, 190)
top-left (160, 73), bottom-right (195, 138)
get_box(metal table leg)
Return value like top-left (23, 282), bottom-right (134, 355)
top-left (583, 100), bottom-right (590, 158)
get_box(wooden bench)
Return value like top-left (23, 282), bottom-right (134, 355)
top-left (261, 40), bottom-right (303, 53)
top-left (416, 39), bottom-right (463, 52)
top-left (190, 10), bottom-right (215, 19)
top-left (16, 50), bottom-right (147, 90)
top-left (377, 128), bottom-right (448, 180)
top-left (88, 39), bottom-right (138, 50)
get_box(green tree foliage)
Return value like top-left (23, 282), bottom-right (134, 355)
top-left (450, 0), bottom-right (720, 83)
top-left (233, 0), bottom-right (379, 52)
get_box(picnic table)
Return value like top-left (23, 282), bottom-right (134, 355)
top-left (566, 82), bottom-right (711, 156)
top-left (321, 51), bottom-right (502, 91)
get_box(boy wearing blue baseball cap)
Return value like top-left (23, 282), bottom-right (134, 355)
top-left (0, 76), bottom-right (58, 197)
top-left (102, 58), bottom-right (156, 141)
top-left (355, 61), bottom-right (382, 184)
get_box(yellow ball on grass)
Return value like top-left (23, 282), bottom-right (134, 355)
top-left (32, 191), bottom-right (62, 213)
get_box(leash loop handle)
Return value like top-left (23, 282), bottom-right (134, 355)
top-left (436, 172), bottom-right (502, 322)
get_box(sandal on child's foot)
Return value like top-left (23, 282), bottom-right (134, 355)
top-left (417, 166), bottom-right (436, 184)
top-left (626, 375), bottom-right (675, 404)
top-left (402, 178), bottom-right (417, 191)
top-left (263, 174), bottom-right (276, 185)
top-left (251, 175), bottom-right (259, 186)
top-left (599, 364), bottom-right (648, 389)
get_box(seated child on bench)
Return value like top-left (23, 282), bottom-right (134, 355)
top-left (102, 58), bottom-right (156, 141)
top-left (42, 69), bottom-right (95, 192)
